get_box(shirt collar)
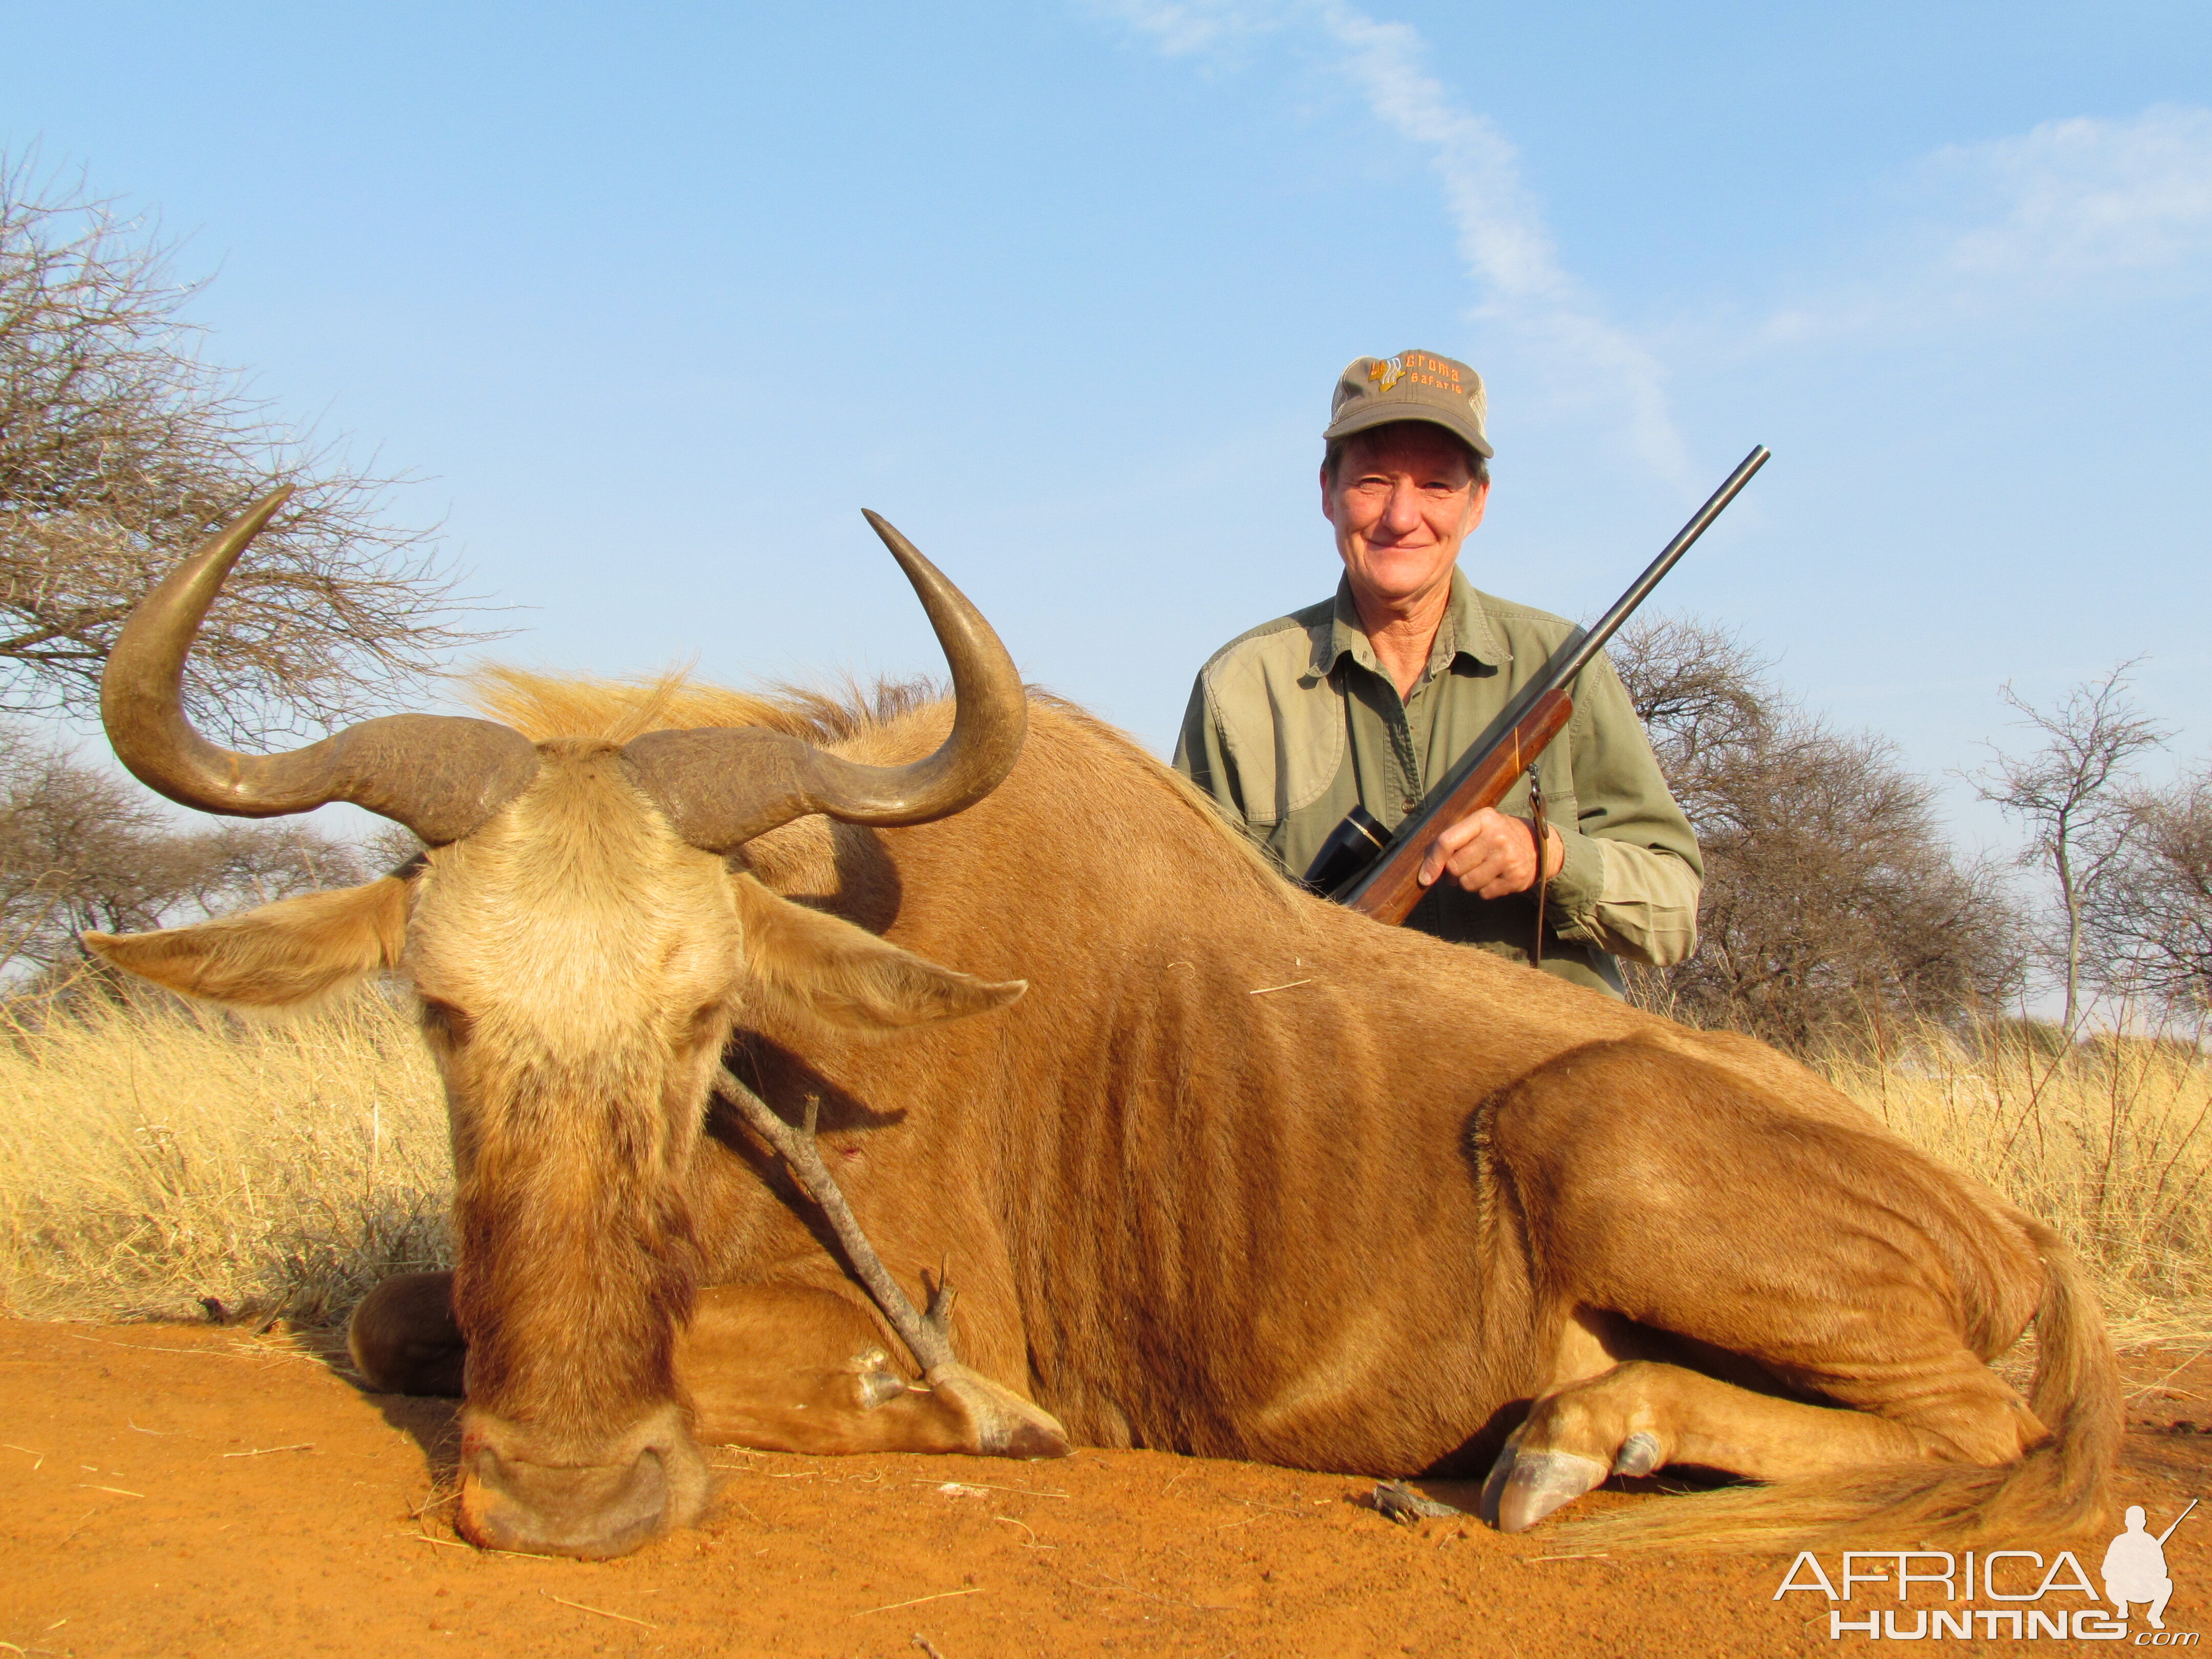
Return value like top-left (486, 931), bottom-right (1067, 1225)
top-left (1311, 568), bottom-right (1512, 682)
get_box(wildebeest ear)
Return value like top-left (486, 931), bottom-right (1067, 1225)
top-left (82, 876), bottom-right (412, 1008)
top-left (729, 874), bottom-right (1025, 1032)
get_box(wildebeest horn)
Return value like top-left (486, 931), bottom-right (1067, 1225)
top-left (621, 511), bottom-right (1027, 852)
top-left (99, 486), bottom-right (542, 845)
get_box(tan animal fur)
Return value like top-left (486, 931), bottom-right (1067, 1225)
top-left (88, 672), bottom-right (2120, 1558)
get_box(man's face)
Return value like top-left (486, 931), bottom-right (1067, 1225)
top-left (1321, 426), bottom-right (1489, 611)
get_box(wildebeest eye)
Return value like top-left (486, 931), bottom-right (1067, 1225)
top-left (420, 997), bottom-right (475, 1044)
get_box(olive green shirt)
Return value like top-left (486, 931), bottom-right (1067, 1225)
top-left (1173, 571), bottom-right (1703, 996)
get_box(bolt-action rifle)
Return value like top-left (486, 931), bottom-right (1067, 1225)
top-left (1305, 445), bottom-right (1771, 926)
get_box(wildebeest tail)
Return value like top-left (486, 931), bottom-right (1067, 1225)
top-left (1555, 1219), bottom-right (2122, 1554)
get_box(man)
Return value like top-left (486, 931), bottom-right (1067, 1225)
top-left (1173, 349), bottom-right (1700, 996)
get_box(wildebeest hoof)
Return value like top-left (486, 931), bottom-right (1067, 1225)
top-left (924, 1363), bottom-right (1071, 1459)
top-left (1493, 1449), bottom-right (1609, 1534)
top-left (1477, 1424), bottom-right (1528, 1525)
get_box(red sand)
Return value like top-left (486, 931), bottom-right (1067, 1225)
top-left (1, 1319), bottom-right (2204, 1657)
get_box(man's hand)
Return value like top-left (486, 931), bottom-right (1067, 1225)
top-left (1417, 806), bottom-right (1565, 899)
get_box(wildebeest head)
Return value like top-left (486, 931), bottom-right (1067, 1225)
top-left (83, 492), bottom-right (1030, 1557)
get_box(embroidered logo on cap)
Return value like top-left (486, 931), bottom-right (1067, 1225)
top-left (1368, 351), bottom-right (1464, 396)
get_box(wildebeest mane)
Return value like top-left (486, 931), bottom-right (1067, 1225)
top-left (457, 665), bottom-right (951, 746)
top-left (456, 665), bottom-right (1290, 900)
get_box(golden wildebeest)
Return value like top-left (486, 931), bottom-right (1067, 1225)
top-left (86, 495), bottom-right (2118, 1560)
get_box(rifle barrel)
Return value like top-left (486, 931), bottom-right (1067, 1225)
top-left (1537, 443), bottom-right (1770, 701)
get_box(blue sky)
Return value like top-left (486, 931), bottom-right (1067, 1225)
top-left (6, 1), bottom-right (2209, 855)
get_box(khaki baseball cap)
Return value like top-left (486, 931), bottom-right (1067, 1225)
top-left (1322, 349), bottom-right (1493, 459)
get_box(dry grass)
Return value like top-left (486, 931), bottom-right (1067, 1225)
top-left (0, 989), bottom-right (449, 1325)
top-left (1822, 1026), bottom-right (2212, 1346)
top-left (0, 996), bottom-right (2205, 1346)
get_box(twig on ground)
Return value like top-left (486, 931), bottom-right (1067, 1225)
top-left (541, 1592), bottom-right (655, 1629)
top-left (411, 1530), bottom-right (557, 1561)
top-left (1366, 1480), bottom-right (1459, 1524)
top-left (909, 1479), bottom-right (1068, 1499)
top-left (2125, 1344), bottom-right (2211, 1402)
top-left (66, 1334), bottom-right (237, 1358)
top-left (855, 1588), bottom-right (984, 1618)
top-left (1088, 1570), bottom-right (1229, 1612)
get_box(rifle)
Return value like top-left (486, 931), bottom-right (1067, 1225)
top-left (1305, 444), bottom-right (1771, 925)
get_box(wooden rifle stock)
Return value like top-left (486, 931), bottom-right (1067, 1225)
top-left (1343, 689), bottom-right (1573, 925)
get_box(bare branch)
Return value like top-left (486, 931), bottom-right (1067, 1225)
top-left (1965, 659), bottom-right (2172, 1028)
top-left (0, 721), bottom-right (371, 983)
top-left (1614, 614), bottom-right (2023, 1050)
top-left (0, 157), bottom-right (508, 742)
top-left (2081, 765), bottom-right (2212, 1016)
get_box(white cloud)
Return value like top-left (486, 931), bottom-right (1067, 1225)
top-left (1093, 0), bottom-right (1280, 58)
top-left (1758, 105), bottom-right (2212, 347)
top-left (1937, 105), bottom-right (2212, 293)
top-left (1097, 0), bottom-right (1693, 483)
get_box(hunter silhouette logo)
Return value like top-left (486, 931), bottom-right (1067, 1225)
top-left (2107, 1500), bottom-right (2195, 1631)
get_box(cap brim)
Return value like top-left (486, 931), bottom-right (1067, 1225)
top-left (1322, 399), bottom-right (1494, 458)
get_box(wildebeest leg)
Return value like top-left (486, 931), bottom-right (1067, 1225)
top-left (350, 1270), bottom-right (466, 1396)
top-left (680, 1283), bottom-right (1069, 1458)
top-left (347, 1271), bottom-right (1065, 1457)
top-left (1481, 1034), bottom-right (2049, 1532)
top-left (1483, 1359), bottom-right (2026, 1532)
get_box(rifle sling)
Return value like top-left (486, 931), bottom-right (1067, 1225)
top-left (1526, 760), bottom-right (1547, 969)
